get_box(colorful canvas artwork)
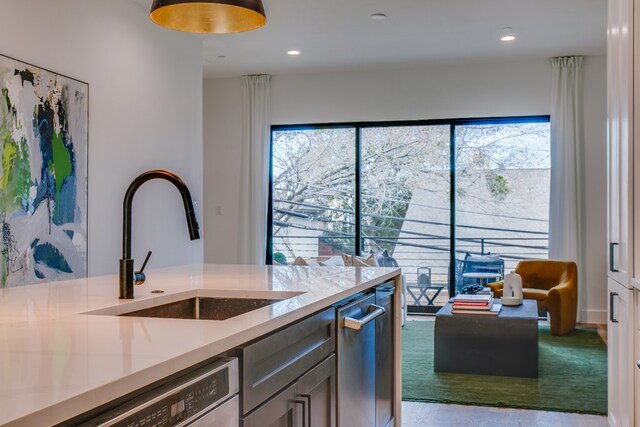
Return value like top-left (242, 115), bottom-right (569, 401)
top-left (0, 54), bottom-right (87, 286)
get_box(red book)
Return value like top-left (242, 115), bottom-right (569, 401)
top-left (452, 297), bottom-right (493, 309)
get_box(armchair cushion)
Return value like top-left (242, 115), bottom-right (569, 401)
top-left (522, 288), bottom-right (548, 302)
top-left (487, 282), bottom-right (550, 301)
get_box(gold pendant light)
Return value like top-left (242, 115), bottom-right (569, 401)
top-left (150, 0), bottom-right (266, 34)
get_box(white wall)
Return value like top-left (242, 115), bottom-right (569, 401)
top-left (204, 77), bottom-right (244, 264)
top-left (270, 60), bottom-right (551, 123)
top-left (204, 56), bottom-right (607, 323)
top-left (0, 0), bottom-right (204, 276)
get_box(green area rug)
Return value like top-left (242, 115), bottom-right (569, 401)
top-left (402, 320), bottom-right (607, 414)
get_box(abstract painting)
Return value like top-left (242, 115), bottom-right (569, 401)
top-left (0, 54), bottom-right (87, 287)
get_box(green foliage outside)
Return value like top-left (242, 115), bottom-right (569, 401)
top-left (486, 172), bottom-right (510, 199)
top-left (273, 252), bottom-right (287, 264)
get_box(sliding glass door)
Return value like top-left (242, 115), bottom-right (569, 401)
top-left (269, 116), bottom-right (550, 312)
top-left (361, 125), bottom-right (451, 311)
top-left (454, 121), bottom-right (551, 293)
top-left (271, 128), bottom-right (356, 261)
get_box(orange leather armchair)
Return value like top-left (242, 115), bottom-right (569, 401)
top-left (488, 260), bottom-right (578, 336)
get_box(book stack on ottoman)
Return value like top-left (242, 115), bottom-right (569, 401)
top-left (451, 294), bottom-right (501, 316)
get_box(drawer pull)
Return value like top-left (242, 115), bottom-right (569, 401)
top-left (610, 291), bottom-right (619, 323)
top-left (610, 242), bottom-right (619, 272)
top-left (293, 398), bottom-right (309, 427)
top-left (294, 394), bottom-right (311, 427)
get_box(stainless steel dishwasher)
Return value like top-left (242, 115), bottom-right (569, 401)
top-left (336, 293), bottom-right (385, 427)
top-left (375, 283), bottom-right (395, 427)
top-left (77, 358), bottom-right (239, 427)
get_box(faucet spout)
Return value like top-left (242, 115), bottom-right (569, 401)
top-left (119, 170), bottom-right (200, 299)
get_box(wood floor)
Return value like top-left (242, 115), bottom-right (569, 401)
top-left (402, 402), bottom-right (608, 427)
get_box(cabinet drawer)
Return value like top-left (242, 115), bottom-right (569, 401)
top-left (241, 380), bottom-right (297, 427)
top-left (240, 307), bottom-right (335, 414)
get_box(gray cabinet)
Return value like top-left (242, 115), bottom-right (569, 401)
top-left (240, 308), bottom-right (336, 427)
top-left (241, 355), bottom-right (335, 427)
top-left (241, 379), bottom-right (298, 427)
top-left (296, 355), bottom-right (336, 427)
top-left (239, 282), bottom-right (396, 427)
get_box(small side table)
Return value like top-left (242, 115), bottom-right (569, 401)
top-left (406, 284), bottom-right (444, 306)
top-left (462, 272), bottom-right (502, 287)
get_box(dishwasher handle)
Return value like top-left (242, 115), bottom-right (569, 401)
top-left (343, 304), bottom-right (385, 330)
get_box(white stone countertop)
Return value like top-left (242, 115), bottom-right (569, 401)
top-left (0, 264), bottom-right (400, 426)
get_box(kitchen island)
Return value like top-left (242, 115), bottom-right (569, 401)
top-left (0, 264), bottom-right (401, 426)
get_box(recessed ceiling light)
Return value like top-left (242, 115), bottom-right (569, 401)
top-left (500, 27), bottom-right (516, 42)
top-left (287, 50), bottom-right (301, 56)
top-left (370, 13), bottom-right (387, 20)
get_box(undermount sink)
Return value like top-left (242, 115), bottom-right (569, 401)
top-left (83, 289), bottom-right (305, 321)
top-left (120, 297), bottom-right (283, 321)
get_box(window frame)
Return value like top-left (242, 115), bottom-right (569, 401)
top-left (268, 115), bottom-right (551, 296)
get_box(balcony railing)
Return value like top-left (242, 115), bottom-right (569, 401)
top-left (273, 235), bottom-right (548, 279)
top-left (272, 198), bottom-right (548, 306)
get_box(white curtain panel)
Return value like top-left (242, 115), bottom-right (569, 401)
top-left (239, 75), bottom-right (271, 265)
top-left (549, 56), bottom-right (584, 320)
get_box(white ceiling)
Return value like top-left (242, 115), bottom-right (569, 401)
top-left (132, 0), bottom-right (607, 79)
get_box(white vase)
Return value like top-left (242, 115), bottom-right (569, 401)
top-left (502, 271), bottom-right (523, 306)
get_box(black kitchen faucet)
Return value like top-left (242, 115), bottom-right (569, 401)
top-left (119, 170), bottom-right (200, 299)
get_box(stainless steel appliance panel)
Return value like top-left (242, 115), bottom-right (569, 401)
top-left (81, 358), bottom-right (239, 427)
top-left (375, 284), bottom-right (394, 427)
top-left (187, 395), bottom-right (239, 426)
top-left (336, 294), bottom-right (379, 427)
